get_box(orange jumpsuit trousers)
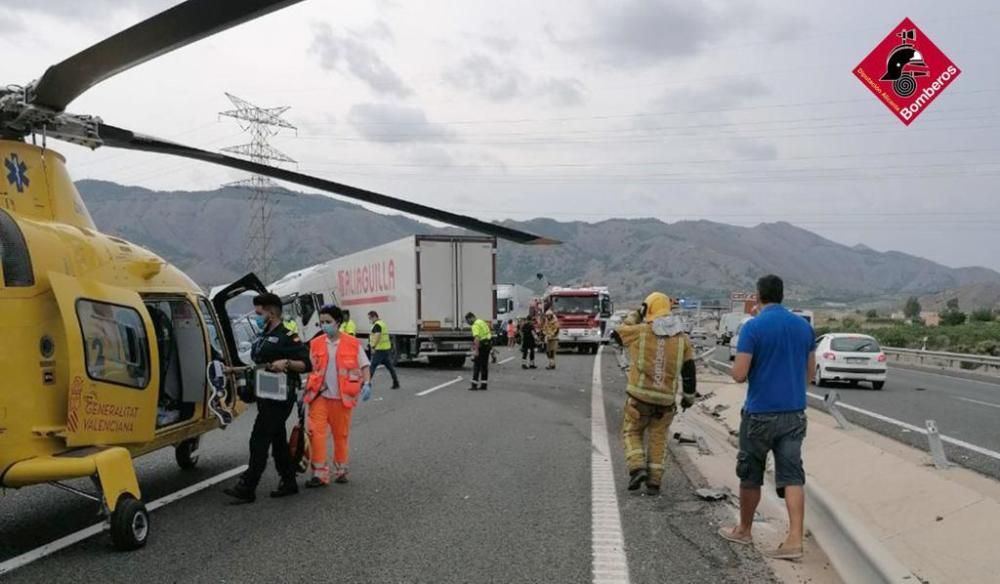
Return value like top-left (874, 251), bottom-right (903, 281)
top-left (308, 396), bottom-right (353, 483)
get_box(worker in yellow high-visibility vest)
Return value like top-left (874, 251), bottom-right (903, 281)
top-left (339, 309), bottom-right (357, 336)
top-left (367, 310), bottom-right (400, 389)
top-left (467, 312), bottom-right (493, 390)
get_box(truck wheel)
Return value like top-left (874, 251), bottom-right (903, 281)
top-left (110, 495), bottom-right (150, 551)
top-left (448, 356), bottom-right (466, 368)
top-left (872, 381), bottom-right (885, 390)
top-left (175, 438), bottom-right (200, 470)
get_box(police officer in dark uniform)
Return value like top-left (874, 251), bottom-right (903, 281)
top-left (224, 293), bottom-right (311, 503)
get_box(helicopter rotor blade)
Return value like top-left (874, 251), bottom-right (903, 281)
top-left (97, 124), bottom-right (560, 246)
top-left (30, 0), bottom-right (304, 112)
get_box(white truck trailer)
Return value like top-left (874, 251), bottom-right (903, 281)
top-left (496, 283), bottom-right (535, 322)
top-left (270, 235), bottom-right (497, 367)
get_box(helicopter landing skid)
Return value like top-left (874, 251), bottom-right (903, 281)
top-left (9, 448), bottom-right (150, 550)
top-left (48, 478), bottom-right (105, 515)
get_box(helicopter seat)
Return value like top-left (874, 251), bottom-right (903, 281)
top-left (145, 299), bottom-right (208, 428)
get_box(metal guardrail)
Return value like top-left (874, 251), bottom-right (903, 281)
top-left (806, 481), bottom-right (918, 583)
top-left (884, 346), bottom-right (1000, 366)
top-left (707, 359), bottom-right (733, 375)
top-left (703, 357), bottom-right (919, 582)
top-left (883, 347), bottom-right (1000, 377)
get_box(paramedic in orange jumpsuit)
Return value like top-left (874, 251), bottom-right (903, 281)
top-left (303, 304), bottom-right (372, 487)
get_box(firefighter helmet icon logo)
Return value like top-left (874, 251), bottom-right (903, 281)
top-left (854, 18), bottom-right (961, 125)
top-left (879, 29), bottom-right (926, 97)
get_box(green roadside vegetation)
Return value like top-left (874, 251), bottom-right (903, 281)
top-left (814, 320), bottom-right (1000, 356)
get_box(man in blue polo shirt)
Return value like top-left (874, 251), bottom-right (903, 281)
top-left (719, 274), bottom-right (814, 561)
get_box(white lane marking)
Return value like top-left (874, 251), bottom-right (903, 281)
top-left (955, 396), bottom-right (1000, 409)
top-left (807, 391), bottom-right (1000, 461)
top-left (146, 465), bottom-right (247, 511)
top-left (0, 465), bottom-right (248, 577)
top-left (498, 356), bottom-right (515, 365)
top-left (888, 364), bottom-right (1000, 388)
top-left (416, 376), bottom-right (464, 397)
top-left (591, 346), bottom-right (631, 584)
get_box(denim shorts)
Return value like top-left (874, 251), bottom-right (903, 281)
top-left (736, 410), bottom-right (807, 489)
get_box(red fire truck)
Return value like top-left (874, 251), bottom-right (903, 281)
top-left (542, 286), bottom-right (613, 354)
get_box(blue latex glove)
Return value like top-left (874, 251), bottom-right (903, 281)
top-left (361, 382), bottom-right (372, 402)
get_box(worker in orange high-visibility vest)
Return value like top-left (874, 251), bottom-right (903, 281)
top-left (303, 304), bottom-right (372, 486)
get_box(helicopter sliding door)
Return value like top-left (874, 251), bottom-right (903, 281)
top-left (211, 273), bottom-right (268, 367)
top-left (49, 272), bottom-right (159, 447)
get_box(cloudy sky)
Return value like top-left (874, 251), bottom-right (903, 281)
top-left (1, 0), bottom-right (997, 269)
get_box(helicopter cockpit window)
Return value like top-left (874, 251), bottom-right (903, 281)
top-left (76, 299), bottom-right (150, 389)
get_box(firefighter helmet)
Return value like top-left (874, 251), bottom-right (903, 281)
top-left (641, 292), bottom-right (672, 322)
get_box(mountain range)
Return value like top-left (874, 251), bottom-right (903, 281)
top-left (919, 282), bottom-right (1000, 313)
top-left (75, 180), bottom-right (1000, 306)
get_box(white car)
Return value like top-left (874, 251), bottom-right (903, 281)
top-left (814, 333), bottom-right (887, 390)
top-left (728, 316), bottom-right (753, 361)
top-left (603, 310), bottom-right (630, 341)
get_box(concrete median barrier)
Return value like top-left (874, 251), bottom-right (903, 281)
top-left (678, 368), bottom-right (1000, 583)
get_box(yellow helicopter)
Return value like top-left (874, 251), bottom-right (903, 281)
top-left (0, 0), bottom-right (555, 551)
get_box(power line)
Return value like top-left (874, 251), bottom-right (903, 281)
top-left (296, 167), bottom-right (1000, 185)
top-left (332, 104), bottom-right (1000, 140)
top-left (295, 145), bottom-right (1000, 170)
top-left (292, 119), bottom-right (1000, 146)
top-left (308, 111), bottom-right (999, 144)
top-left (294, 158), bottom-right (1000, 179)
top-left (301, 88), bottom-right (995, 128)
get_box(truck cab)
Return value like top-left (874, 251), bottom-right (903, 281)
top-left (269, 264), bottom-right (337, 342)
top-left (543, 286), bottom-right (611, 354)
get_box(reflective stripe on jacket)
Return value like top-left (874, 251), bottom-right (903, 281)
top-left (618, 320), bottom-right (692, 407)
top-left (306, 333), bottom-right (364, 408)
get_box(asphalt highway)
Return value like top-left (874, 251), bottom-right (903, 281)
top-left (1, 348), bottom-right (774, 583)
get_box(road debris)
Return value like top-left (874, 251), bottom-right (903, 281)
top-left (695, 487), bottom-right (731, 501)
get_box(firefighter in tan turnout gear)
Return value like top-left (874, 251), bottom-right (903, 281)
top-left (612, 292), bottom-right (697, 495)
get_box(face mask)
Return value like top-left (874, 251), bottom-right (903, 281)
top-left (254, 314), bottom-right (268, 330)
top-left (321, 323), bottom-right (337, 336)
